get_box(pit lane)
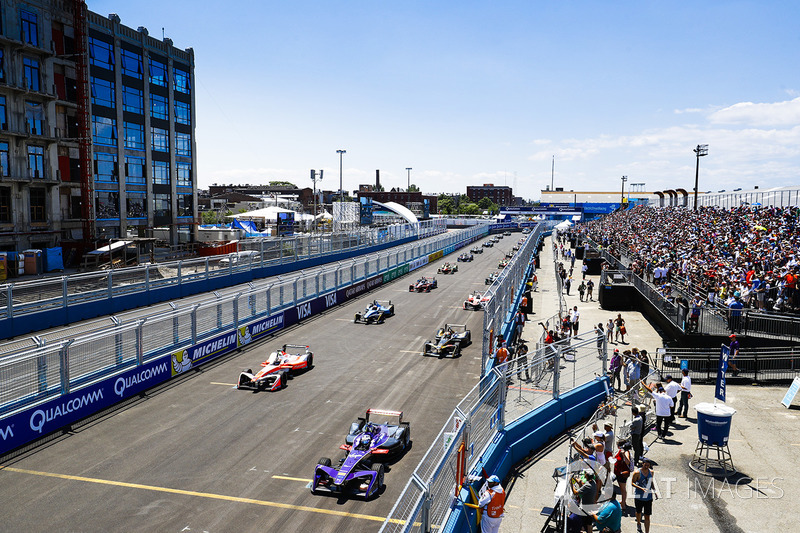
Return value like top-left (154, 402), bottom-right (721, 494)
top-left (0, 238), bottom-right (521, 532)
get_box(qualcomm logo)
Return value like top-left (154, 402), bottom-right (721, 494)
top-left (29, 389), bottom-right (104, 434)
top-left (172, 349), bottom-right (192, 375)
top-left (0, 424), bottom-right (13, 441)
top-left (114, 362), bottom-right (169, 397)
top-left (238, 326), bottom-right (252, 347)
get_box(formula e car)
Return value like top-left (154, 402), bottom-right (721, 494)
top-left (498, 258), bottom-right (510, 269)
top-left (237, 344), bottom-right (314, 391)
top-left (354, 300), bottom-right (395, 324)
top-left (503, 231), bottom-right (512, 236)
top-left (504, 250), bottom-right (514, 259)
top-left (457, 252), bottom-right (474, 262)
top-left (482, 241), bottom-right (494, 248)
top-left (438, 262), bottom-right (458, 274)
top-left (463, 291), bottom-right (489, 311)
top-left (470, 246), bottom-right (483, 254)
top-left (409, 276), bottom-right (438, 292)
top-left (485, 271), bottom-right (500, 285)
top-left (423, 323), bottom-right (472, 357)
top-left (312, 409), bottom-right (410, 499)
top-left (344, 409), bottom-right (411, 455)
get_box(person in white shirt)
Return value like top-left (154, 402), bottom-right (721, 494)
top-left (663, 375), bottom-right (681, 427)
top-left (478, 475), bottom-right (505, 533)
top-left (645, 382), bottom-right (674, 440)
top-left (678, 369), bottom-right (692, 418)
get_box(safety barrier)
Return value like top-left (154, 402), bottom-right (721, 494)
top-left (655, 346), bottom-right (800, 383)
top-left (0, 223), bottom-right (488, 455)
top-left (0, 220), bottom-right (447, 339)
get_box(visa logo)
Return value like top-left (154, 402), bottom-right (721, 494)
top-left (297, 302), bottom-right (312, 320)
top-left (325, 293), bottom-right (337, 308)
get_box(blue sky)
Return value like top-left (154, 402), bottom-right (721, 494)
top-left (90, 0), bottom-right (800, 201)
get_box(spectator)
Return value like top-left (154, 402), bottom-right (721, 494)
top-left (609, 348), bottom-right (622, 390)
top-left (614, 314), bottom-right (626, 343)
top-left (586, 279), bottom-right (595, 301)
top-left (664, 375), bottom-right (681, 427)
top-left (728, 334), bottom-right (740, 375)
top-left (630, 407), bottom-right (644, 465)
top-left (570, 306), bottom-right (580, 336)
top-left (678, 368), bottom-right (692, 418)
top-left (645, 382), bottom-right (674, 440)
top-left (478, 474), bottom-right (505, 533)
top-left (578, 280), bottom-right (587, 301)
top-left (591, 489), bottom-right (622, 533)
top-left (613, 439), bottom-right (633, 511)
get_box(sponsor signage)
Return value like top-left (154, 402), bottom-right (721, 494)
top-left (277, 211), bottom-right (294, 237)
top-left (408, 257), bottom-right (428, 272)
top-left (715, 344), bottom-right (730, 402)
top-left (360, 197), bottom-right (374, 226)
top-left (335, 274), bottom-right (384, 306)
top-left (383, 264), bottom-right (410, 283)
top-left (0, 356), bottom-right (172, 454)
top-left (428, 250), bottom-right (443, 262)
top-left (781, 376), bottom-right (800, 408)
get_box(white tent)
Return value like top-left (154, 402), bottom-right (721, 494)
top-left (555, 220), bottom-right (573, 231)
top-left (226, 206), bottom-right (295, 222)
top-left (315, 211), bottom-right (333, 220)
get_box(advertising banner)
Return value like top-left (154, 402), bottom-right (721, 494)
top-left (408, 257), bottom-right (428, 272)
top-left (715, 344), bottom-right (730, 402)
top-left (428, 250), bottom-right (443, 262)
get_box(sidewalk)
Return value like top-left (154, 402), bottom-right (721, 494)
top-left (501, 235), bottom-right (800, 532)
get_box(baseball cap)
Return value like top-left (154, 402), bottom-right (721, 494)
top-left (487, 475), bottom-right (500, 483)
top-left (729, 334), bottom-right (736, 338)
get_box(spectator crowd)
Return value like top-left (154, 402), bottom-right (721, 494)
top-left (580, 204), bottom-right (800, 314)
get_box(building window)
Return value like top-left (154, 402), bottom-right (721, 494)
top-left (95, 190), bottom-right (120, 219)
top-left (127, 191), bottom-right (147, 218)
top-left (149, 58), bottom-right (167, 86)
top-left (0, 96), bottom-right (6, 129)
top-left (94, 152), bottom-right (118, 183)
top-left (177, 193), bottom-right (193, 217)
top-left (153, 193), bottom-right (171, 217)
top-left (124, 122), bottom-right (144, 150)
top-left (150, 94), bottom-right (168, 119)
top-left (152, 161), bottom-right (169, 184)
top-left (23, 57), bottom-right (39, 91)
top-left (28, 145), bottom-right (44, 179)
top-left (0, 142), bottom-right (8, 176)
top-left (92, 116), bottom-right (117, 146)
top-left (173, 68), bottom-right (190, 94)
top-left (151, 127), bottom-right (168, 152)
top-left (25, 101), bottom-right (44, 135)
top-left (120, 49), bottom-right (142, 79)
top-left (125, 156), bottom-right (145, 185)
top-left (177, 161), bottom-right (192, 187)
top-left (0, 49), bottom-right (5, 83)
top-left (89, 37), bottom-right (114, 70)
top-left (90, 77), bottom-right (115, 108)
top-left (175, 132), bottom-right (191, 156)
top-left (122, 85), bottom-right (143, 113)
top-left (174, 100), bottom-right (191, 125)
top-left (20, 9), bottom-right (39, 46)
top-left (30, 188), bottom-right (46, 222)
top-left (0, 187), bottom-right (11, 222)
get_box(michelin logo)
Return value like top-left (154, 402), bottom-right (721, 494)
top-left (238, 326), bottom-right (252, 347)
top-left (114, 362), bottom-right (169, 397)
top-left (172, 349), bottom-right (192, 375)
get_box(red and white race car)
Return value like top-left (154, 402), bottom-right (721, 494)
top-left (463, 291), bottom-right (489, 311)
top-left (237, 344), bottom-right (314, 391)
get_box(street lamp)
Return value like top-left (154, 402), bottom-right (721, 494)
top-left (620, 175), bottom-right (627, 207)
top-left (693, 144), bottom-right (708, 210)
top-left (310, 169), bottom-right (323, 233)
top-left (405, 167), bottom-right (412, 191)
top-left (336, 149), bottom-right (346, 201)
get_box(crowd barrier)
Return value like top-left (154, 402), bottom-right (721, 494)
top-left (656, 346), bottom-right (800, 383)
top-left (0, 220), bottom-right (447, 339)
top-left (0, 223), bottom-right (490, 455)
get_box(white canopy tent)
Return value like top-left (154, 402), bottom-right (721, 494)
top-left (554, 220), bottom-right (573, 231)
top-left (226, 206), bottom-right (296, 222)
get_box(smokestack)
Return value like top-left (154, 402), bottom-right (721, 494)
top-left (375, 170), bottom-right (380, 190)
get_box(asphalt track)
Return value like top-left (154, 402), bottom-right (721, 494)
top-left (0, 237), bottom-right (521, 533)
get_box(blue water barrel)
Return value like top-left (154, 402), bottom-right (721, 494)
top-left (695, 402), bottom-right (736, 446)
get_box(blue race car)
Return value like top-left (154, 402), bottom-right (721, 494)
top-left (354, 300), bottom-right (395, 324)
top-left (312, 409), bottom-right (410, 499)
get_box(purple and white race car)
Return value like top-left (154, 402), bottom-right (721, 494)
top-left (312, 409), bottom-right (410, 499)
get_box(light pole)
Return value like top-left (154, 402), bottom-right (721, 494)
top-left (336, 149), bottom-right (346, 201)
top-left (620, 175), bottom-right (627, 207)
top-left (310, 169), bottom-right (323, 232)
top-left (405, 167), bottom-right (412, 191)
top-left (693, 144), bottom-right (708, 210)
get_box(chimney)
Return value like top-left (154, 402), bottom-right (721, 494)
top-left (375, 169), bottom-right (380, 190)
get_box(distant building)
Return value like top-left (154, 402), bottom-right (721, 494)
top-left (466, 184), bottom-right (513, 206)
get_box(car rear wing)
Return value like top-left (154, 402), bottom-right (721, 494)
top-left (340, 444), bottom-right (389, 453)
top-left (282, 344), bottom-right (311, 353)
top-left (444, 324), bottom-right (468, 332)
top-left (373, 299), bottom-right (392, 307)
top-left (366, 408), bottom-right (404, 424)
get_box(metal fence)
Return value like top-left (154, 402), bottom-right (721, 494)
top-left (0, 220), bottom-right (446, 322)
top-left (0, 223), bottom-right (486, 415)
top-left (655, 346), bottom-right (800, 383)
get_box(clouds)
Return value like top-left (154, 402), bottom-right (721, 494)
top-left (709, 97), bottom-right (800, 127)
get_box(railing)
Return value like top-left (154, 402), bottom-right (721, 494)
top-left (655, 346), bottom-right (800, 383)
top-left (0, 223), bottom-right (483, 416)
top-left (0, 220), bottom-right (446, 323)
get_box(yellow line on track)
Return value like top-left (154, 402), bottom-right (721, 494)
top-left (210, 382), bottom-right (236, 386)
top-left (0, 466), bottom-right (402, 524)
top-left (272, 475), bottom-right (312, 483)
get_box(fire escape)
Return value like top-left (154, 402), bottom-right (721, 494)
top-left (73, 0), bottom-right (93, 245)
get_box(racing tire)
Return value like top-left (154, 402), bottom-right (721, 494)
top-left (369, 463), bottom-right (385, 499)
top-left (354, 313), bottom-right (360, 323)
top-left (306, 354), bottom-right (313, 370)
top-left (454, 344), bottom-right (461, 357)
top-left (279, 372), bottom-right (287, 389)
top-left (463, 302), bottom-right (468, 310)
top-left (318, 457), bottom-right (332, 467)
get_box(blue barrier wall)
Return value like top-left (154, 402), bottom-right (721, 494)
top-left (441, 378), bottom-right (610, 533)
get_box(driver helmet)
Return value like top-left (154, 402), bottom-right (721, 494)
top-left (355, 433), bottom-right (371, 451)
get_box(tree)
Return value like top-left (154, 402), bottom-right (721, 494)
top-left (461, 203), bottom-right (481, 215)
top-left (269, 181), bottom-right (297, 188)
top-left (202, 210), bottom-right (222, 225)
top-left (438, 197), bottom-right (455, 214)
top-left (477, 197), bottom-right (493, 210)
top-left (408, 184), bottom-right (420, 193)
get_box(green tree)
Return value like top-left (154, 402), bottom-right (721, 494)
top-left (408, 184), bottom-right (420, 192)
top-left (438, 197), bottom-right (455, 214)
top-left (461, 203), bottom-right (481, 215)
top-left (477, 197), bottom-right (493, 210)
top-left (201, 210), bottom-right (220, 224)
top-left (269, 181), bottom-right (297, 188)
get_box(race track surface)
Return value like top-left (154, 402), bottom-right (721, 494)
top-left (0, 239), bottom-right (517, 533)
